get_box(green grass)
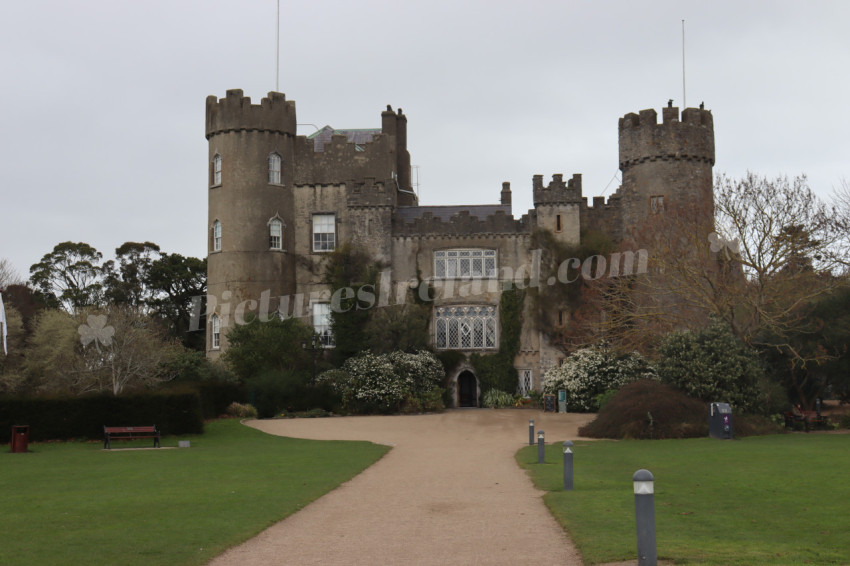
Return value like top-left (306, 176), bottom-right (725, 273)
top-left (518, 434), bottom-right (850, 565)
top-left (0, 419), bottom-right (389, 566)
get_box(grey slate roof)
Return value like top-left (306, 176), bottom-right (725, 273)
top-left (308, 126), bottom-right (381, 152)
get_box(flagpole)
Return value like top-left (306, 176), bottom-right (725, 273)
top-left (682, 19), bottom-right (686, 108)
top-left (276, 0), bottom-right (280, 92)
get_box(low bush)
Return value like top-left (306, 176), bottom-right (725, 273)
top-left (225, 402), bottom-right (258, 418)
top-left (579, 379), bottom-right (708, 439)
top-left (482, 389), bottom-right (514, 408)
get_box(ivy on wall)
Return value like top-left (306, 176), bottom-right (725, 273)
top-left (528, 228), bottom-right (614, 347)
top-left (471, 286), bottom-right (524, 396)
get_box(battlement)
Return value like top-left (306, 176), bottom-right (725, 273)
top-left (346, 177), bottom-right (396, 208)
top-left (393, 205), bottom-right (528, 237)
top-left (533, 173), bottom-right (583, 206)
top-left (618, 104), bottom-right (715, 170)
top-left (206, 89), bottom-right (297, 139)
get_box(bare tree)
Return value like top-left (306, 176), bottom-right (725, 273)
top-left (0, 258), bottom-right (22, 289)
top-left (584, 173), bottom-right (845, 365)
top-left (24, 306), bottom-right (181, 395)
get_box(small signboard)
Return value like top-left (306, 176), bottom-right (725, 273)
top-left (543, 394), bottom-right (556, 413)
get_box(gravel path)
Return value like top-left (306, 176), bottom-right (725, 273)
top-left (207, 409), bottom-right (596, 566)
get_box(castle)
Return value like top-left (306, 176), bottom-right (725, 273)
top-left (205, 89), bottom-right (715, 407)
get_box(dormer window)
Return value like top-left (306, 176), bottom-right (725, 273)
top-left (268, 153), bottom-right (282, 184)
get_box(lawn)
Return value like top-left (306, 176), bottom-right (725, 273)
top-left (518, 434), bottom-right (850, 565)
top-left (0, 419), bottom-right (389, 566)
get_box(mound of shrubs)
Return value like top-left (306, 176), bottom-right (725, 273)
top-left (579, 379), bottom-right (708, 439)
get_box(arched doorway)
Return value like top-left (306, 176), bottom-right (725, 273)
top-left (457, 371), bottom-right (478, 407)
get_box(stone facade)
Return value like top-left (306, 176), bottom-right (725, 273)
top-left (205, 91), bottom-right (715, 407)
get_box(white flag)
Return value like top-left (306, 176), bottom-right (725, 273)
top-left (0, 291), bottom-right (7, 355)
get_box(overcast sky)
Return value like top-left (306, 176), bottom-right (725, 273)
top-left (1, 0), bottom-right (848, 282)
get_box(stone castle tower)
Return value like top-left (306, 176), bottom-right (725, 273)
top-left (613, 102), bottom-right (715, 244)
top-left (204, 89), bottom-right (716, 404)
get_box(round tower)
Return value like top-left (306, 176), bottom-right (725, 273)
top-left (617, 103), bottom-right (715, 244)
top-left (206, 89), bottom-right (298, 356)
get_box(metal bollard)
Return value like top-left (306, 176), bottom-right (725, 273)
top-left (563, 441), bottom-right (574, 490)
top-left (537, 430), bottom-right (545, 463)
top-left (529, 419), bottom-right (535, 446)
top-left (633, 469), bottom-right (657, 566)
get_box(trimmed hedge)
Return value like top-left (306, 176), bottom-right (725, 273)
top-left (0, 392), bottom-right (203, 443)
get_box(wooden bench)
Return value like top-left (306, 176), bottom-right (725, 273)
top-left (103, 425), bottom-right (161, 449)
top-left (783, 409), bottom-right (829, 432)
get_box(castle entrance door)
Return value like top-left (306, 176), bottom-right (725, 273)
top-left (458, 371), bottom-right (478, 407)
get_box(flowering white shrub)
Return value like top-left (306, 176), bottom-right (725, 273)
top-left (318, 350), bottom-right (444, 414)
top-left (542, 347), bottom-right (656, 412)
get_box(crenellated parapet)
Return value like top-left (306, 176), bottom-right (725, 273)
top-left (346, 178), bottom-right (396, 208)
top-left (393, 206), bottom-right (529, 237)
top-left (532, 174), bottom-right (583, 206)
top-left (618, 105), bottom-right (714, 170)
top-left (206, 89), bottom-right (296, 139)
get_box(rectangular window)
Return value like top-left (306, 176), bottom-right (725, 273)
top-left (518, 369), bottom-right (532, 397)
top-left (312, 214), bottom-right (336, 252)
top-left (213, 221), bottom-right (222, 252)
top-left (312, 302), bottom-right (335, 347)
top-left (555, 214), bottom-right (563, 232)
top-left (269, 220), bottom-right (282, 249)
top-left (435, 305), bottom-right (497, 350)
top-left (212, 154), bottom-right (222, 186)
top-left (434, 249), bottom-right (497, 279)
top-left (650, 195), bottom-right (664, 214)
top-left (269, 153), bottom-right (281, 184)
top-left (211, 315), bottom-right (220, 349)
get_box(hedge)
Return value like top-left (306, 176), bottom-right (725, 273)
top-left (0, 391), bottom-right (204, 443)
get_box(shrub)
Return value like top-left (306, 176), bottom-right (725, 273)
top-left (246, 370), bottom-right (338, 418)
top-left (482, 389), bottom-right (514, 409)
top-left (657, 319), bottom-right (765, 414)
top-left (318, 350), bottom-right (444, 414)
top-left (579, 379), bottom-right (708, 439)
top-left (0, 391), bottom-right (203, 442)
top-left (225, 402), bottom-right (257, 418)
top-left (543, 347), bottom-right (656, 412)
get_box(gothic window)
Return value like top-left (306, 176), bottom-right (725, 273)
top-left (434, 249), bottom-right (497, 279)
top-left (434, 305), bottom-right (497, 350)
top-left (650, 195), bottom-right (664, 214)
top-left (268, 153), bottom-right (282, 184)
top-left (311, 302), bottom-right (334, 347)
top-left (212, 154), bottom-right (222, 186)
top-left (312, 214), bottom-right (336, 252)
top-left (212, 220), bottom-right (222, 252)
top-left (210, 314), bottom-right (221, 349)
top-left (518, 369), bottom-right (533, 397)
top-left (269, 217), bottom-right (283, 250)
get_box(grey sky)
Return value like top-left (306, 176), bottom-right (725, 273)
top-left (1, 0), bottom-right (848, 281)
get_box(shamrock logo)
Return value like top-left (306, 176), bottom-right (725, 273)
top-left (78, 314), bottom-right (115, 351)
top-left (708, 232), bottom-right (740, 259)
